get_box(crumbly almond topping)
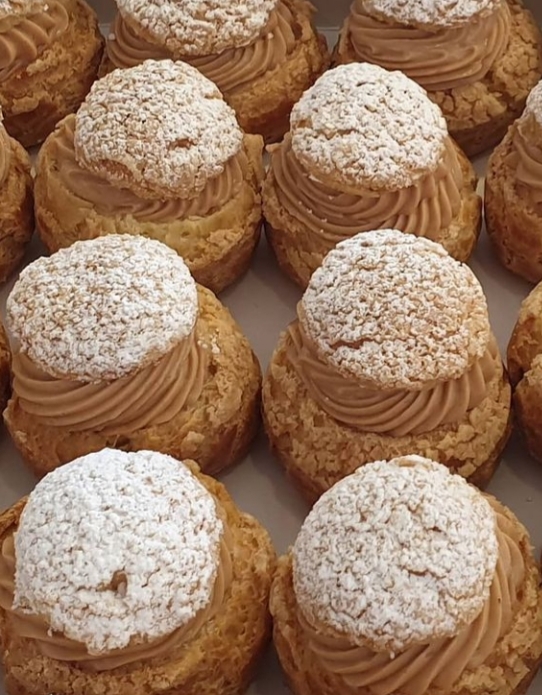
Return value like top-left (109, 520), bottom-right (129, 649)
top-left (300, 230), bottom-right (489, 390)
top-left (13, 449), bottom-right (222, 654)
top-left (290, 63), bottom-right (447, 192)
top-left (116, 0), bottom-right (277, 56)
top-left (74, 60), bottom-right (243, 201)
top-left (0, 0), bottom-right (47, 20)
top-left (524, 79), bottom-right (542, 126)
top-left (358, 0), bottom-right (499, 28)
top-left (292, 456), bottom-right (498, 653)
top-left (7, 235), bottom-right (198, 383)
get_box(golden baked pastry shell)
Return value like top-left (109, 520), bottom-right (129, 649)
top-left (4, 285), bottom-right (262, 478)
top-left (263, 140), bottom-right (481, 289)
top-left (0, 0), bottom-right (104, 148)
top-left (485, 127), bottom-right (542, 284)
top-left (0, 138), bottom-right (33, 284)
top-left (270, 513), bottom-right (542, 695)
top-left (262, 333), bottom-right (512, 504)
top-left (35, 132), bottom-right (264, 295)
top-left (0, 464), bottom-right (276, 695)
top-left (333, 0), bottom-right (542, 158)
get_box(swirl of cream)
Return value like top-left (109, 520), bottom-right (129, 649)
top-left (297, 501), bottom-right (525, 695)
top-left (0, 0), bottom-right (69, 81)
top-left (0, 509), bottom-right (234, 671)
top-left (11, 330), bottom-right (209, 434)
top-left (506, 115), bottom-right (542, 207)
top-left (47, 115), bottom-right (247, 222)
top-left (107, 0), bottom-right (298, 94)
top-left (345, 0), bottom-right (511, 92)
top-left (286, 317), bottom-right (498, 436)
top-left (269, 134), bottom-right (463, 246)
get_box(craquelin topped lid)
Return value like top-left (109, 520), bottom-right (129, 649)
top-left (299, 230), bottom-right (490, 390)
top-left (290, 63), bottom-right (448, 193)
top-left (13, 449), bottom-right (223, 653)
top-left (293, 455), bottom-right (499, 653)
top-left (74, 60), bottom-right (243, 201)
top-left (7, 235), bottom-right (198, 383)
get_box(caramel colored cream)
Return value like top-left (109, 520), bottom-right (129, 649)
top-left (11, 331), bottom-right (208, 434)
top-left (0, 0), bottom-right (69, 81)
top-left (270, 134), bottom-right (463, 246)
top-left (107, 0), bottom-right (299, 95)
top-left (0, 514), bottom-right (233, 671)
top-left (286, 316), bottom-right (497, 436)
top-left (46, 115), bottom-right (247, 222)
top-left (297, 501), bottom-right (525, 695)
top-left (0, 127), bottom-right (11, 186)
top-left (506, 114), bottom-right (542, 207)
top-left (345, 0), bottom-right (511, 92)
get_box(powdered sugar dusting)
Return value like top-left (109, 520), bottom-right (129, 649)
top-left (7, 235), bottom-right (198, 382)
top-left (290, 63), bottom-right (447, 192)
top-left (13, 449), bottom-right (222, 654)
top-left (524, 79), bottom-right (542, 126)
top-left (293, 456), bottom-right (498, 653)
top-left (360, 0), bottom-right (499, 28)
top-left (300, 230), bottom-right (489, 389)
top-left (116, 0), bottom-right (276, 55)
top-left (74, 60), bottom-right (243, 200)
top-left (0, 0), bottom-right (47, 20)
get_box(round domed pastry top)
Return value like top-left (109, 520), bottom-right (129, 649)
top-left (262, 230), bottom-right (512, 502)
top-left (0, 0), bottom-right (103, 147)
top-left (506, 282), bottom-right (542, 464)
top-left (263, 62), bottom-right (481, 288)
top-left (34, 60), bottom-right (265, 295)
top-left (334, 0), bottom-right (542, 158)
top-left (3, 234), bottom-right (262, 477)
top-left (270, 455), bottom-right (542, 695)
top-left (485, 79), bottom-right (542, 284)
top-left (0, 108), bottom-right (33, 284)
top-left (0, 448), bottom-right (276, 695)
top-left (101, 0), bottom-right (329, 143)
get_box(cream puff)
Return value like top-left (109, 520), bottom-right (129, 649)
top-left (0, 0), bottom-right (103, 147)
top-left (3, 234), bottom-right (262, 478)
top-left (262, 230), bottom-right (511, 503)
top-left (0, 110), bottom-right (33, 283)
top-left (271, 455), bottom-right (542, 695)
top-left (486, 79), bottom-right (542, 283)
top-left (0, 448), bottom-right (275, 694)
top-left (263, 63), bottom-right (481, 289)
top-left (507, 281), bottom-right (542, 463)
top-left (102, 0), bottom-right (329, 143)
top-left (35, 60), bottom-right (264, 295)
top-left (335, 0), bottom-right (542, 157)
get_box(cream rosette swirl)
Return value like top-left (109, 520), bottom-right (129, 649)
top-left (0, 449), bottom-right (233, 669)
top-left (0, 0), bottom-right (70, 82)
top-left (340, 0), bottom-right (510, 93)
top-left (270, 455), bottom-right (542, 695)
top-left (285, 230), bottom-right (499, 438)
top-left (263, 63), bottom-right (481, 285)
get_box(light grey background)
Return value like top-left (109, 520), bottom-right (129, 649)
top-left (1, 1), bottom-right (541, 693)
